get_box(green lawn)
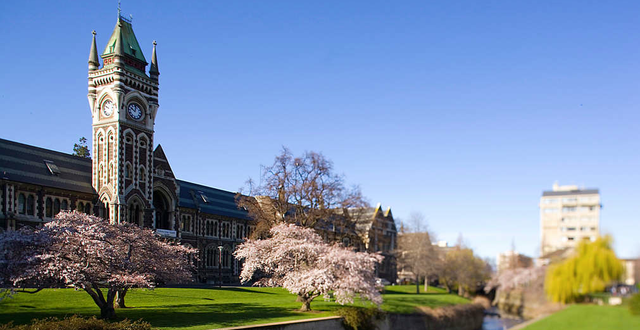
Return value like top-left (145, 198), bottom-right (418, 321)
top-left (0, 286), bottom-right (468, 330)
top-left (522, 304), bottom-right (640, 330)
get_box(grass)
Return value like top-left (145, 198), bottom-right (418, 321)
top-left (0, 286), bottom-right (467, 330)
top-left (381, 285), bottom-right (469, 314)
top-left (522, 304), bottom-right (640, 330)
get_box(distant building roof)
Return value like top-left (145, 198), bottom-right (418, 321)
top-left (542, 189), bottom-right (599, 197)
top-left (0, 138), bottom-right (94, 194)
top-left (177, 179), bottom-right (250, 220)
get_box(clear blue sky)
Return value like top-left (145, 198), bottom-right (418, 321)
top-left (1, 1), bottom-right (639, 259)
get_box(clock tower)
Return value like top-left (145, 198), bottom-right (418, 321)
top-left (87, 14), bottom-right (160, 226)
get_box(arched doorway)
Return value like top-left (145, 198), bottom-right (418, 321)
top-left (153, 190), bottom-right (172, 230)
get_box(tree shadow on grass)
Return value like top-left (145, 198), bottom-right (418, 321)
top-left (1, 303), bottom-right (324, 329)
top-left (216, 287), bottom-right (276, 295)
top-left (120, 303), bottom-right (316, 329)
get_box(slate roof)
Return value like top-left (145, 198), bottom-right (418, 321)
top-left (0, 138), bottom-right (250, 221)
top-left (102, 16), bottom-right (147, 63)
top-left (177, 179), bottom-right (250, 220)
top-left (542, 189), bottom-right (599, 197)
top-left (0, 138), bottom-right (94, 194)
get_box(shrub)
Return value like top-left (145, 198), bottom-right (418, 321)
top-left (336, 307), bottom-right (386, 330)
top-left (0, 315), bottom-right (154, 330)
top-left (629, 293), bottom-right (640, 316)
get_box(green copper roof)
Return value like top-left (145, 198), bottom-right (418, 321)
top-left (102, 17), bottom-right (147, 63)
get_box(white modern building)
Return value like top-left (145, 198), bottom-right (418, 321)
top-left (539, 183), bottom-right (601, 256)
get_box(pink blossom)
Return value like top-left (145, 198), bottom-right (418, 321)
top-left (235, 223), bottom-right (383, 310)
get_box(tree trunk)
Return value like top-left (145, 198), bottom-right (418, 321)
top-left (84, 286), bottom-right (118, 319)
top-left (100, 305), bottom-right (117, 319)
top-left (114, 288), bottom-right (128, 308)
top-left (424, 277), bottom-right (429, 293)
top-left (300, 299), bottom-right (312, 312)
top-left (415, 274), bottom-right (420, 294)
top-left (297, 293), bottom-right (318, 312)
top-left (458, 285), bottom-right (464, 296)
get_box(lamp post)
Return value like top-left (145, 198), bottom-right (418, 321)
top-left (218, 245), bottom-right (224, 288)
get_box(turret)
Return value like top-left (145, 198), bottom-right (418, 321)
top-left (149, 41), bottom-right (159, 81)
top-left (88, 30), bottom-right (100, 71)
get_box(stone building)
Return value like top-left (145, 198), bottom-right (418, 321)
top-left (539, 183), bottom-right (601, 256)
top-left (354, 204), bottom-right (398, 284)
top-left (0, 15), bottom-right (254, 284)
top-left (0, 13), bottom-right (397, 285)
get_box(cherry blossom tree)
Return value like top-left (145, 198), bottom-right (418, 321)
top-left (234, 223), bottom-right (383, 311)
top-left (0, 211), bottom-right (196, 319)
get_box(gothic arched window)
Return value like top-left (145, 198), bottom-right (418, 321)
top-left (26, 195), bottom-right (35, 216)
top-left (53, 199), bottom-right (61, 216)
top-left (45, 198), bottom-right (53, 218)
top-left (17, 193), bottom-right (26, 215)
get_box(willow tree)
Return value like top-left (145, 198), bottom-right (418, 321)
top-left (545, 235), bottom-right (624, 304)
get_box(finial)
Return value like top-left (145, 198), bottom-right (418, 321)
top-left (130, 14), bottom-right (133, 23)
top-left (88, 30), bottom-right (100, 70)
top-left (150, 40), bottom-right (159, 77)
top-left (118, 0), bottom-right (122, 17)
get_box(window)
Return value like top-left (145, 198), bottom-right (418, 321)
top-left (128, 202), bottom-right (142, 225)
top-left (205, 220), bottom-right (218, 237)
top-left (544, 208), bottom-right (559, 213)
top-left (139, 167), bottom-right (146, 182)
top-left (236, 224), bottom-right (244, 238)
top-left (78, 202), bottom-right (85, 213)
top-left (221, 222), bottom-right (230, 238)
top-left (125, 163), bottom-right (133, 180)
top-left (61, 200), bottom-right (68, 211)
top-left (205, 246), bottom-right (219, 268)
top-left (562, 207), bottom-right (576, 213)
top-left (343, 237), bottom-right (350, 247)
top-left (199, 191), bottom-right (209, 203)
top-left (85, 203), bottom-right (92, 215)
top-left (543, 199), bottom-right (559, 204)
top-left (53, 199), bottom-right (61, 216)
top-left (44, 160), bottom-right (61, 176)
top-left (568, 237), bottom-right (575, 241)
top-left (181, 215), bottom-right (192, 233)
top-left (45, 198), bottom-right (53, 218)
top-left (567, 227), bottom-right (576, 231)
top-left (26, 195), bottom-right (35, 215)
top-left (17, 194), bottom-right (26, 214)
top-left (562, 198), bottom-right (576, 203)
top-left (222, 247), bottom-right (231, 268)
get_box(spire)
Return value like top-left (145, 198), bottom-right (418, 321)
top-left (113, 19), bottom-right (125, 57)
top-left (149, 40), bottom-right (159, 78)
top-left (88, 30), bottom-right (100, 71)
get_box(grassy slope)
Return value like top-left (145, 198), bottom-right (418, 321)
top-left (0, 286), bottom-right (468, 330)
top-left (522, 305), bottom-right (640, 330)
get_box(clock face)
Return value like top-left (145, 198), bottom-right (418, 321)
top-left (102, 100), bottom-right (114, 117)
top-left (127, 103), bottom-right (143, 120)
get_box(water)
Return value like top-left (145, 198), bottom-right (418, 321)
top-left (483, 316), bottom-right (525, 330)
top-left (482, 308), bottom-right (525, 330)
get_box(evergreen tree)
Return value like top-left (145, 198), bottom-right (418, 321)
top-left (72, 137), bottom-right (91, 158)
